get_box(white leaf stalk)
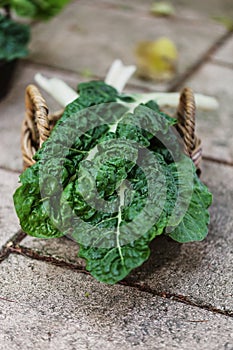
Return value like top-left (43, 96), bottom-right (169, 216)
top-left (35, 73), bottom-right (78, 107)
top-left (129, 92), bottom-right (219, 111)
top-left (34, 60), bottom-right (219, 110)
top-left (104, 59), bottom-right (136, 93)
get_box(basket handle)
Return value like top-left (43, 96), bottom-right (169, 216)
top-left (174, 87), bottom-right (202, 171)
top-left (21, 85), bottom-right (202, 171)
top-left (25, 84), bottom-right (50, 146)
top-left (21, 85), bottom-right (50, 169)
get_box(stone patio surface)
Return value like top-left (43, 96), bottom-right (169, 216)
top-left (0, 0), bottom-right (232, 349)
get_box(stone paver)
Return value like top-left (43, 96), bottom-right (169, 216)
top-left (98, 0), bottom-right (233, 19)
top-left (184, 62), bottom-right (233, 162)
top-left (21, 161), bottom-right (233, 313)
top-left (0, 169), bottom-right (20, 248)
top-left (0, 61), bottom-right (85, 172)
top-left (29, 0), bottom-right (226, 91)
top-left (174, 0), bottom-right (233, 18)
top-left (0, 254), bottom-right (233, 350)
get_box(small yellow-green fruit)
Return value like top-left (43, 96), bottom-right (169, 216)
top-left (135, 37), bottom-right (178, 81)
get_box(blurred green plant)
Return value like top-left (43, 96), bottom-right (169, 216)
top-left (0, 0), bottom-right (70, 61)
top-left (6, 0), bottom-right (71, 20)
top-left (0, 14), bottom-right (30, 61)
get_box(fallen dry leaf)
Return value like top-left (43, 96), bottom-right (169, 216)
top-left (135, 37), bottom-right (178, 81)
top-left (150, 1), bottom-right (175, 17)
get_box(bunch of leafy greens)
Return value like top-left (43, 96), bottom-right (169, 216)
top-left (0, 14), bottom-right (30, 61)
top-left (13, 81), bottom-right (212, 284)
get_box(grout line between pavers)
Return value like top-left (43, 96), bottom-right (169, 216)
top-left (210, 58), bottom-right (233, 70)
top-left (6, 243), bottom-right (233, 319)
top-left (167, 30), bottom-right (233, 92)
top-left (8, 244), bottom-right (89, 274)
top-left (202, 155), bottom-right (233, 167)
top-left (0, 165), bottom-right (21, 174)
top-left (121, 279), bottom-right (233, 318)
top-left (0, 230), bottom-right (26, 263)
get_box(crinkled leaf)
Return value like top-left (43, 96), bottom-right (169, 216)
top-left (79, 234), bottom-right (152, 285)
top-left (168, 175), bottom-right (212, 242)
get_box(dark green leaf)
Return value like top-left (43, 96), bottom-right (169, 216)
top-left (0, 14), bottom-right (30, 61)
top-left (168, 174), bottom-right (212, 242)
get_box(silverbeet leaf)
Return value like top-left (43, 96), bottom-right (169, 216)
top-left (78, 233), bottom-right (153, 285)
top-left (168, 174), bottom-right (212, 242)
top-left (13, 81), bottom-right (212, 284)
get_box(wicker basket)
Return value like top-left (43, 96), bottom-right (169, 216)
top-left (21, 84), bottom-right (202, 172)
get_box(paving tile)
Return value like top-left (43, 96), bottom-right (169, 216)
top-left (183, 62), bottom-right (233, 162)
top-left (213, 35), bottom-right (233, 66)
top-left (21, 161), bottom-right (233, 313)
top-left (0, 169), bottom-right (20, 248)
top-left (29, 0), bottom-right (226, 91)
top-left (0, 254), bottom-right (233, 350)
top-left (0, 61), bottom-right (85, 172)
top-left (97, 0), bottom-right (233, 20)
top-left (173, 0), bottom-right (233, 18)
